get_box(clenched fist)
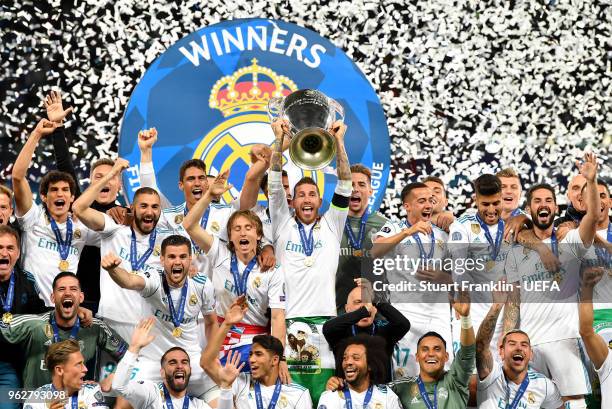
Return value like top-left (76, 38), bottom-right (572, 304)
top-left (101, 252), bottom-right (122, 272)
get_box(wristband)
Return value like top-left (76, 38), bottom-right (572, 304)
top-left (460, 314), bottom-right (472, 329)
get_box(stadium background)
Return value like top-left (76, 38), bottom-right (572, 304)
top-left (1, 0), bottom-right (610, 218)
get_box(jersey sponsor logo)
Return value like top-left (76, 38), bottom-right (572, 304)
top-left (118, 19), bottom-right (390, 213)
top-left (36, 238), bottom-right (79, 255)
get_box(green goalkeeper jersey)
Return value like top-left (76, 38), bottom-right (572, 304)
top-left (0, 311), bottom-right (127, 388)
top-left (389, 343), bottom-right (475, 409)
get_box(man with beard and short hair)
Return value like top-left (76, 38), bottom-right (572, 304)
top-left (100, 234), bottom-right (218, 401)
top-left (423, 176), bottom-right (455, 233)
top-left (201, 297), bottom-right (313, 409)
top-left (476, 301), bottom-right (563, 408)
top-left (335, 164), bottom-right (389, 313)
top-left (504, 153), bottom-right (600, 408)
top-left (11, 119), bottom-right (99, 307)
top-left (25, 339), bottom-right (109, 409)
top-left (373, 182), bottom-right (453, 378)
top-left (0, 272), bottom-right (127, 389)
top-left (73, 158), bottom-right (164, 344)
top-left (112, 318), bottom-right (234, 409)
top-left (268, 118), bottom-right (352, 401)
top-left (318, 335), bottom-right (402, 409)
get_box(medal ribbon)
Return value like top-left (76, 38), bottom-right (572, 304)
top-left (475, 214), bottom-right (504, 262)
top-left (184, 205), bottom-right (210, 251)
top-left (344, 213), bottom-right (369, 250)
top-left (417, 377), bottom-right (437, 409)
top-left (254, 378), bottom-right (282, 409)
top-left (505, 375), bottom-right (530, 409)
top-left (130, 228), bottom-right (157, 273)
top-left (50, 314), bottom-right (80, 343)
top-left (594, 224), bottom-right (612, 268)
top-left (343, 385), bottom-right (373, 409)
top-left (71, 394), bottom-right (78, 409)
top-left (550, 228), bottom-right (559, 258)
top-left (162, 276), bottom-right (189, 329)
top-left (162, 383), bottom-right (190, 409)
top-left (405, 220), bottom-right (435, 260)
top-left (0, 271), bottom-right (15, 313)
top-left (50, 215), bottom-right (73, 263)
top-left (510, 208), bottom-right (521, 217)
top-left (296, 219), bottom-right (316, 256)
top-left (230, 253), bottom-right (257, 296)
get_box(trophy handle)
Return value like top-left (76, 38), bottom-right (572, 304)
top-left (267, 97), bottom-right (284, 123)
top-left (329, 98), bottom-right (345, 123)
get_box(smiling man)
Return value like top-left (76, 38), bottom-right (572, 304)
top-left (476, 303), bottom-right (563, 408)
top-left (318, 335), bottom-right (402, 409)
top-left (100, 234), bottom-right (218, 401)
top-left (11, 119), bottom-right (98, 307)
top-left (0, 272), bottom-right (127, 389)
top-left (25, 339), bottom-right (108, 409)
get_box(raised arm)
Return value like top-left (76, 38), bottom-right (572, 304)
top-left (577, 152), bottom-right (599, 246)
top-left (183, 170), bottom-right (232, 253)
top-left (11, 119), bottom-right (59, 216)
top-left (200, 296), bottom-right (247, 385)
top-left (239, 144), bottom-right (271, 210)
top-left (73, 158), bottom-right (129, 231)
top-left (101, 252), bottom-right (146, 291)
top-left (452, 291), bottom-right (475, 346)
top-left (476, 301), bottom-right (503, 380)
top-left (44, 90), bottom-right (80, 197)
top-left (138, 128), bottom-right (172, 209)
top-left (579, 267), bottom-right (608, 369)
top-left (330, 120), bottom-right (350, 181)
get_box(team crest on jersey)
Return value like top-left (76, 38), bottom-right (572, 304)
top-left (527, 392), bottom-right (535, 404)
top-left (211, 221), bottom-right (220, 232)
top-left (278, 395), bottom-right (289, 408)
top-left (153, 245), bottom-right (161, 256)
top-left (374, 402), bottom-right (383, 409)
top-left (253, 276), bottom-right (262, 288)
top-left (471, 223), bottom-right (481, 234)
top-left (410, 383), bottom-right (419, 397)
top-left (74, 228), bottom-right (81, 239)
top-left (44, 323), bottom-right (53, 339)
top-left (175, 214), bottom-right (184, 224)
top-left (437, 239), bottom-right (444, 249)
top-left (118, 19), bottom-right (390, 213)
top-left (189, 294), bottom-right (198, 306)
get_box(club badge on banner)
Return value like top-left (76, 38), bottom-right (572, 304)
top-left (118, 18), bottom-right (390, 211)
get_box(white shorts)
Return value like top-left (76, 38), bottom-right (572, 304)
top-left (130, 355), bottom-right (218, 402)
top-left (531, 338), bottom-right (591, 396)
top-left (392, 316), bottom-right (453, 379)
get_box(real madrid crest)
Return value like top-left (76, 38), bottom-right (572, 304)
top-left (436, 239), bottom-right (444, 250)
top-left (211, 221), bottom-right (220, 232)
top-left (189, 294), bottom-right (198, 306)
top-left (253, 276), bottom-right (262, 288)
top-left (45, 323), bottom-right (53, 339)
top-left (73, 228), bottom-right (81, 239)
top-left (471, 223), bottom-right (481, 234)
top-left (153, 245), bottom-right (161, 256)
top-left (278, 395), bottom-right (288, 408)
top-left (527, 392), bottom-right (535, 404)
top-left (374, 402), bottom-right (383, 409)
top-left (175, 214), bottom-right (184, 224)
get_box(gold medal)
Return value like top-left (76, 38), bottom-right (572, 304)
top-left (353, 249), bottom-right (363, 257)
top-left (211, 221), bottom-right (220, 232)
top-left (131, 270), bottom-right (139, 275)
top-left (2, 312), bottom-right (12, 324)
top-left (59, 260), bottom-right (69, 271)
top-left (304, 256), bottom-right (314, 267)
top-left (175, 214), bottom-right (184, 224)
top-left (172, 327), bottom-right (183, 338)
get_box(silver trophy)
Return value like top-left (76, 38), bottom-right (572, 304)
top-left (267, 89), bottom-right (344, 170)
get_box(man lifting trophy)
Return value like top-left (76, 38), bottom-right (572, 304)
top-left (268, 89), bottom-right (344, 170)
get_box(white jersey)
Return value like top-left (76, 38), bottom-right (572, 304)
top-left (232, 373), bottom-right (312, 409)
top-left (596, 350), bottom-right (612, 409)
top-left (477, 361), bottom-right (563, 409)
top-left (158, 201), bottom-right (233, 275)
top-left (207, 236), bottom-right (285, 327)
top-left (25, 383), bottom-right (108, 409)
top-left (594, 225), bottom-right (612, 310)
top-left (18, 202), bottom-right (97, 306)
top-left (97, 214), bottom-right (165, 323)
top-left (505, 228), bottom-right (593, 344)
top-left (448, 213), bottom-right (510, 342)
top-left (375, 219), bottom-right (451, 318)
top-left (317, 385), bottom-right (402, 409)
top-left (139, 270), bottom-right (216, 360)
top-left (112, 351), bottom-right (212, 409)
top-left (269, 170), bottom-right (351, 319)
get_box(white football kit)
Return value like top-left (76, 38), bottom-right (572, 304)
top-left (25, 383), bottom-right (108, 409)
top-left (317, 385), bottom-right (402, 409)
top-left (230, 373), bottom-right (312, 409)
